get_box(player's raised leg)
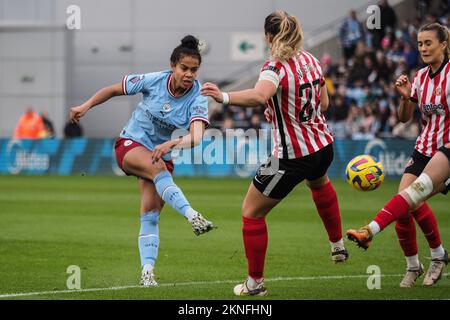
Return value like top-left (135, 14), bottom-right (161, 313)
top-left (233, 183), bottom-right (281, 297)
top-left (307, 174), bottom-right (348, 263)
top-left (347, 146), bottom-right (450, 260)
top-left (123, 146), bottom-right (215, 236)
top-left (138, 178), bottom-right (164, 286)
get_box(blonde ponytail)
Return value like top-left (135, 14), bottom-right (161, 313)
top-left (264, 11), bottom-right (304, 61)
top-left (444, 26), bottom-right (450, 58)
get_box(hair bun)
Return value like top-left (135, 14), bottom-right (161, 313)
top-left (181, 35), bottom-right (199, 50)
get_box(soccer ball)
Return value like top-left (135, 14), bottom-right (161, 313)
top-left (345, 155), bottom-right (385, 191)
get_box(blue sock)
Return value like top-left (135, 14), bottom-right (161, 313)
top-left (138, 211), bottom-right (160, 269)
top-left (153, 171), bottom-right (195, 220)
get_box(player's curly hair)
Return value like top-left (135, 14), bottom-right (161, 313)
top-left (264, 11), bottom-right (303, 61)
top-left (419, 22), bottom-right (450, 58)
top-left (170, 35), bottom-right (202, 65)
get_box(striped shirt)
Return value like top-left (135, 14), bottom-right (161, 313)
top-left (410, 57), bottom-right (450, 157)
top-left (258, 51), bottom-right (333, 159)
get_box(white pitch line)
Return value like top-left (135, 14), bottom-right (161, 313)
top-left (0, 273), bottom-right (448, 299)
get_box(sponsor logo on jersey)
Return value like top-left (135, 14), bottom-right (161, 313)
top-left (129, 75), bottom-right (145, 84)
top-left (145, 110), bottom-right (177, 130)
top-left (124, 140), bottom-right (133, 147)
top-left (262, 65), bottom-right (280, 74)
top-left (193, 105), bottom-right (207, 115)
top-left (421, 103), bottom-right (446, 116)
top-left (162, 103), bottom-right (171, 112)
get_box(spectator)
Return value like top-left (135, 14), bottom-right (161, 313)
top-left (327, 94), bottom-right (349, 138)
top-left (425, 12), bottom-right (439, 24)
top-left (358, 103), bottom-right (377, 138)
top-left (346, 80), bottom-right (367, 107)
top-left (346, 102), bottom-right (364, 137)
top-left (339, 10), bottom-right (365, 60)
top-left (247, 113), bottom-right (262, 131)
top-left (40, 111), bottom-right (55, 138)
top-left (221, 116), bottom-right (234, 133)
top-left (208, 3), bottom-right (446, 141)
top-left (13, 107), bottom-right (46, 139)
top-left (374, 50), bottom-right (392, 82)
top-left (372, 0), bottom-right (398, 48)
top-left (64, 119), bottom-right (83, 138)
top-left (403, 41), bottom-right (419, 69)
top-left (375, 98), bottom-right (392, 137)
top-left (386, 39), bottom-right (405, 63)
top-left (380, 0), bottom-right (398, 30)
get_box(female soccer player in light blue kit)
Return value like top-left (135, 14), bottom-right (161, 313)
top-left (70, 35), bottom-right (215, 287)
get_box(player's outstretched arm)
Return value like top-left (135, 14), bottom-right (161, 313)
top-left (201, 81), bottom-right (277, 108)
top-left (152, 120), bottom-right (206, 163)
top-left (70, 83), bottom-right (124, 124)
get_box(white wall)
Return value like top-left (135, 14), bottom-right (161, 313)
top-left (0, 26), bottom-right (68, 138)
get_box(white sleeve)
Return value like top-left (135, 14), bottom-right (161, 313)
top-left (258, 69), bottom-right (280, 88)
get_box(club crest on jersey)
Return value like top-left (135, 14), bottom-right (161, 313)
top-left (124, 140), bottom-right (133, 147)
top-left (435, 87), bottom-right (442, 96)
top-left (162, 103), bottom-right (171, 112)
top-left (160, 103), bottom-right (171, 116)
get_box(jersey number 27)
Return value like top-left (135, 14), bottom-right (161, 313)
top-left (298, 78), bottom-right (321, 122)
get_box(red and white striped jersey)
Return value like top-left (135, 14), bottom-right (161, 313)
top-left (410, 57), bottom-right (450, 157)
top-left (258, 51), bottom-right (333, 159)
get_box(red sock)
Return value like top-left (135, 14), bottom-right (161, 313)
top-left (373, 194), bottom-right (411, 231)
top-left (311, 181), bottom-right (342, 243)
top-left (242, 216), bottom-right (268, 280)
top-left (412, 203), bottom-right (442, 249)
top-left (395, 216), bottom-right (418, 257)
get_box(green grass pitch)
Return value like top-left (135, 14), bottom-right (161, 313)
top-left (0, 175), bottom-right (448, 300)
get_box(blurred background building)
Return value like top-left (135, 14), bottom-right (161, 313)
top-left (0, 0), bottom-right (448, 138)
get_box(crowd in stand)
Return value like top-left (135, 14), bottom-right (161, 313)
top-left (323, 0), bottom-right (449, 140)
top-left (13, 107), bottom-right (83, 140)
top-left (210, 0), bottom-right (450, 140)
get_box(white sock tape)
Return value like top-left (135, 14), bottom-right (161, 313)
top-left (404, 173), bottom-right (434, 205)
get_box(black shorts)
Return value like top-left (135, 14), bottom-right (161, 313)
top-left (438, 145), bottom-right (450, 193)
top-left (438, 144), bottom-right (450, 162)
top-left (404, 149), bottom-right (450, 195)
top-left (253, 143), bottom-right (334, 199)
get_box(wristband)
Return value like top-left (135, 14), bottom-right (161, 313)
top-left (222, 92), bottom-right (230, 105)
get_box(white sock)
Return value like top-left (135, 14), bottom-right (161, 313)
top-left (330, 239), bottom-right (344, 250)
top-left (142, 264), bottom-right (154, 274)
top-left (247, 276), bottom-right (263, 290)
top-left (368, 221), bottom-right (381, 236)
top-left (185, 208), bottom-right (198, 222)
top-left (430, 245), bottom-right (445, 260)
top-left (405, 254), bottom-right (420, 270)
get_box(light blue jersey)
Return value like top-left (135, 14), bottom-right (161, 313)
top-left (119, 70), bottom-right (209, 160)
